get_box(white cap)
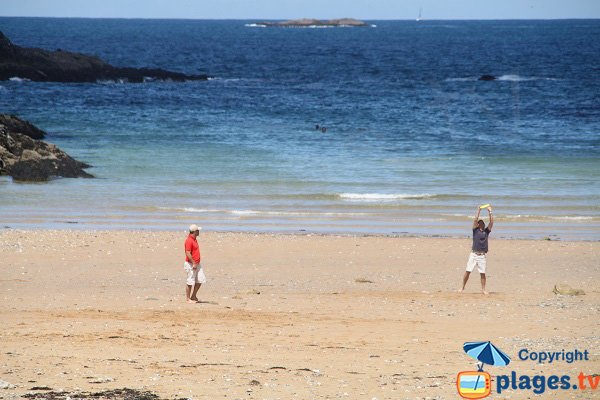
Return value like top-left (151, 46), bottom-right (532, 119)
top-left (189, 224), bottom-right (201, 232)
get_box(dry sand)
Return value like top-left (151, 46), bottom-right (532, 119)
top-left (0, 230), bottom-right (598, 399)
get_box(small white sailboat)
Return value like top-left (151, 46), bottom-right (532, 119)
top-left (416, 7), bottom-right (422, 22)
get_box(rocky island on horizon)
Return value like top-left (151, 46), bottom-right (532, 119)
top-left (0, 31), bottom-right (211, 83)
top-left (253, 18), bottom-right (370, 28)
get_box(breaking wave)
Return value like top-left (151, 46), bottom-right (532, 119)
top-left (339, 193), bottom-right (435, 201)
top-left (445, 75), bottom-right (560, 82)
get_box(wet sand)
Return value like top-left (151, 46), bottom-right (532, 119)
top-left (0, 230), bottom-right (598, 399)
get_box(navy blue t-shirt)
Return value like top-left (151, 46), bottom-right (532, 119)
top-left (472, 228), bottom-right (491, 253)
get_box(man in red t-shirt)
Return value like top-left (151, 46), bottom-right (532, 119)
top-left (184, 224), bottom-right (206, 303)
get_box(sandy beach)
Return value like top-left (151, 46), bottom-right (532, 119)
top-left (0, 230), bottom-right (598, 399)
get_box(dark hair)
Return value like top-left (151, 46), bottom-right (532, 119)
top-left (478, 219), bottom-right (485, 225)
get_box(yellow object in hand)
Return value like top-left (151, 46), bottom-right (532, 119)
top-left (479, 204), bottom-right (491, 209)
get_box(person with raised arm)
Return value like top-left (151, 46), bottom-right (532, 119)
top-left (460, 205), bottom-right (494, 295)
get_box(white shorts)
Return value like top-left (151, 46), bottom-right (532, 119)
top-left (184, 262), bottom-right (206, 285)
top-left (466, 252), bottom-right (487, 273)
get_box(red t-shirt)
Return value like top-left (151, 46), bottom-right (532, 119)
top-left (184, 234), bottom-right (201, 264)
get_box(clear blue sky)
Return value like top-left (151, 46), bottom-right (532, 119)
top-left (1, 0), bottom-right (599, 20)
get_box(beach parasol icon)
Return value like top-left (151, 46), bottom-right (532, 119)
top-left (463, 341), bottom-right (511, 367)
top-left (462, 341), bottom-right (511, 397)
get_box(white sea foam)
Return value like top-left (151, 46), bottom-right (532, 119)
top-left (548, 216), bottom-right (594, 221)
top-left (182, 207), bottom-right (221, 213)
top-left (497, 74), bottom-right (532, 82)
top-left (230, 210), bottom-right (258, 215)
top-left (229, 209), bottom-right (366, 217)
top-left (244, 23), bottom-right (267, 28)
top-left (9, 77), bottom-right (29, 82)
top-left (446, 75), bottom-right (560, 82)
top-left (159, 206), bottom-right (366, 217)
top-left (207, 77), bottom-right (264, 83)
top-left (97, 79), bottom-right (127, 84)
top-left (339, 193), bottom-right (434, 201)
top-left (497, 75), bottom-right (560, 82)
top-left (157, 206), bottom-right (221, 213)
top-left (497, 214), bottom-right (594, 222)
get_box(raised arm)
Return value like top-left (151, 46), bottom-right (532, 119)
top-left (487, 206), bottom-right (494, 231)
top-left (473, 207), bottom-right (481, 229)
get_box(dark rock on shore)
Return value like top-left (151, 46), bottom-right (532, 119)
top-left (257, 18), bottom-right (369, 27)
top-left (0, 31), bottom-right (210, 83)
top-left (0, 114), bottom-right (46, 139)
top-left (0, 115), bottom-right (93, 181)
top-left (478, 74), bottom-right (497, 81)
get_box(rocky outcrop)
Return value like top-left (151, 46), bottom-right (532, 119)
top-left (257, 18), bottom-right (369, 27)
top-left (0, 115), bottom-right (93, 181)
top-left (0, 114), bottom-right (46, 139)
top-left (0, 31), bottom-right (210, 83)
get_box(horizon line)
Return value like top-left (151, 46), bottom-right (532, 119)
top-left (1, 16), bottom-right (599, 21)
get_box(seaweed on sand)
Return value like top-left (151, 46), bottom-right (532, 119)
top-left (24, 388), bottom-right (161, 400)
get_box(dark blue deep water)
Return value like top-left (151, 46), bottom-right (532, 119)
top-left (1, 18), bottom-right (599, 238)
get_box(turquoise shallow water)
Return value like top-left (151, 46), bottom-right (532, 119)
top-left (0, 18), bottom-right (599, 239)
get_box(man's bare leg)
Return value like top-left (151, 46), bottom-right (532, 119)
top-left (186, 285), bottom-right (195, 303)
top-left (480, 273), bottom-right (488, 295)
top-left (191, 283), bottom-right (202, 302)
top-left (459, 271), bottom-right (471, 293)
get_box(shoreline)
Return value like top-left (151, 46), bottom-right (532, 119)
top-left (2, 226), bottom-right (599, 242)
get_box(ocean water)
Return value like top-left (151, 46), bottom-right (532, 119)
top-left (1, 18), bottom-right (599, 239)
